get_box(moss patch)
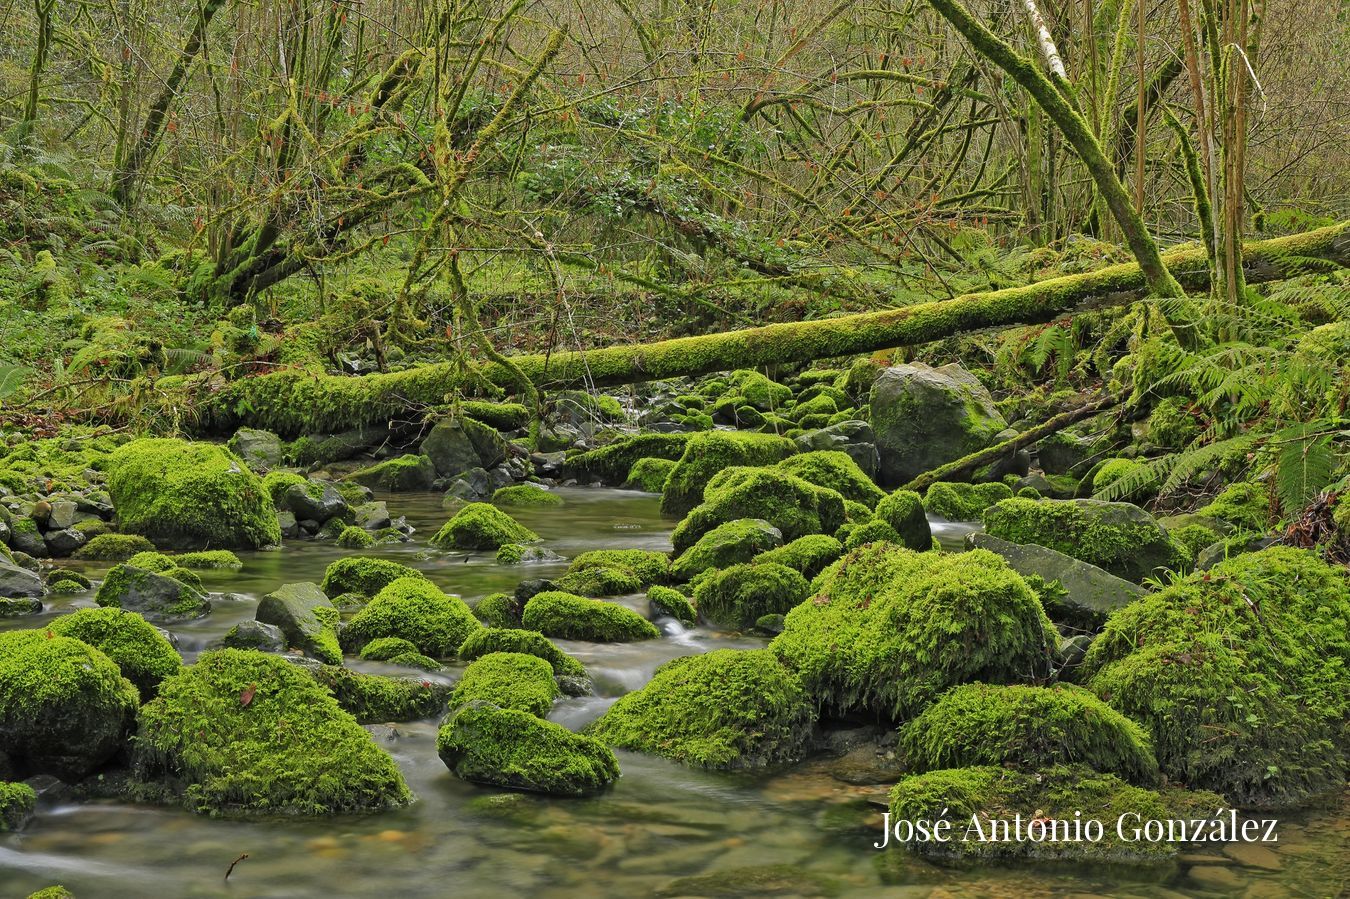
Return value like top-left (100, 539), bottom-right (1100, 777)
top-left (47, 608), bottom-right (181, 697)
top-left (71, 533), bottom-right (156, 561)
top-left (873, 489), bottom-right (931, 550)
top-left (458, 628), bottom-right (586, 677)
top-left (660, 431), bottom-right (797, 517)
top-left (492, 484), bottom-right (563, 507)
top-left (775, 451), bottom-right (884, 508)
top-left (671, 466), bottom-right (844, 554)
top-left (341, 577), bottom-right (481, 657)
top-left (752, 534), bottom-right (843, 578)
top-left (320, 556), bottom-right (428, 597)
top-left (429, 503), bottom-right (539, 550)
top-left (692, 563), bottom-right (811, 629)
top-left (521, 591), bottom-right (659, 642)
top-left (922, 482), bottom-right (1013, 521)
top-left (450, 652), bottom-right (560, 718)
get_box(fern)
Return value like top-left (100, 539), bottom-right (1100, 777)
top-left (1272, 423), bottom-right (1338, 513)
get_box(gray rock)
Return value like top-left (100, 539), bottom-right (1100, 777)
top-left (870, 362), bottom-right (1007, 486)
top-left (222, 619), bottom-right (287, 652)
top-left (1036, 431), bottom-right (1097, 475)
top-left (99, 565), bottom-right (210, 622)
top-left (277, 509), bottom-right (301, 539)
top-left (228, 428), bottom-right (284, 471)
top-left (8, 521), bottom-right (48, 557)
top-left (0, 560), bottom-right (44, 598)
top-left (47, 501), bottom-right (79, 530)
top-left (353, 501), bottom-right (392, 530)
top-left (422, 416), bottom-right (509, 478)
top-left (982, 428), bottom-right (1031, 480)
top-left (795, 420), bottom-right (881, 479)
top-left (281, 480), bottom-right (348, 524)
top-left (968, 532), bottom-right (1146, 627)
top-left (487, 465), bottom-right (514, 490)
top-left (0, 597), bottom-right (43, 617)
top-left (531, 452), bottom-right (566, 477)
top-left (255, 582), bottom-right (340, 663)
top-left (443, 468), bottom-right (491, 503)
top-left (290, 425), bottom-right (389, 465)
top-left (42, 527), bottom-right (87, 556)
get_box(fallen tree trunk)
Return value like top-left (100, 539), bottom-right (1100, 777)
top-left (192, 222), bottom-right (1349, 437)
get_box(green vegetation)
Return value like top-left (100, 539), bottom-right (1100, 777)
top-left (692, 563), bottom-right (811, 629)
top-left (319, 557), bottom-right (427, 598)
top-left (873, 490), bottom-right (932, 550)
top-left (46, 607), bottom-right (181, 696)
top-left (521, 591), bottom-right (660, 642)
top-left (450, 652), bottom-right (560, 718)
top-left (341, 577), bottom-right (481, 657)
top-left (492, 484), bottom-right (563, 506)
top-left (429, 503), bottom-right (539, 550)
top-left (646, 585), bottom-right (697, 626)
top-left (0, 781), bottom-right (37, 831)
top-left (671, 467), bottom-right (844, 553)
top-left (458, 628), bottom-right (586, 677)
top-left (660, 432), bottom-right (797, 517)
top-left (922, 482), bottom-right (1013, 521)
top-left (625, 457), bottom-right (677, 493)
top-left (752, 534), bottom-right (843, 579)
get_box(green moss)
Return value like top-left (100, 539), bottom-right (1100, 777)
top-left (1091, 458), bottom-right (1157, 499)
top-left (566, 549), bottom-right (670, 587)
top-left (521, 591), bottom-right (659, 642)
top-left (106, 438), bottom-right (280, 549)
top-left (461, 400), bottom-right (530, 431)
top-left (70, 533), bottom-right (156, 561)
top-left (625, 456), bottom-right (677, 493)
top-left (450, 652), bottom-right (560, 718)
top-left (336, 525), bottom-right (375, 549)
top-left (752, 534), bottom-right (843, 578)
top-left (840, 518), bottom-right (901, 550)
top-left (167, 550), bottom-right (243, 570)
top-left (565, 433), bottom-right (691, 484)
top-left (47, 569), bottom-right (92, 590)
top-left (670, 518), bottom-right (784, 581)
top-left (47, 608), bottom-right (181, 697)
top-left (771, 545), bottom-right (1056, 719)
top-left (730, 370), bottom-right (793, 411)
top-left (1147, 396), bottom-right (1200, 448)
top-left (1084, 547), bottom-right (1350, 808)
top-left (586, 649), bottom-right (813, 769)
top-left (922, 482), bottom-right (1013, 521)
top-left (775, 451), bottom-right (884, 508)
top-left (901, 683), bottom-right (1158, 784)
top-left (1196, 481), bottom-right (1271, 533)
top-left (437, 703), bottom-right (619, 796)
top-left (0, 630), bottom-right (139, 780)
top-left (344, 454), bottom-right (436, 492)
top-left (0, 780), bottom-right (36, 831)
top-left (671, 466), bottom-right (844, 554)
top-left (262, 471), bottom-right (308, 507)
top-left (647, 584), bottom-right (697, 626)
top-left (495, 543), bottom-right (526, 564)
top-left (319, 556), bottom-right (428, 597)
top-left (429, 502), bottom-right (539, 550)
top-left (660, 431), bottom-right (797, 517)
top-left (888, 764), bottom-right (1224, 861)
top-left (491, 484), bottom-right (563, 506)
top-left (134, 650), bottom-right (411, 816)
top-left (553, 566), bottom-right (641, 598)
top-left (357, 636), bottom-right (420, 661)
top-left (874, 489), bottom-right (932, 550)
top-left (473, 592), bottom-right (520, 627)
top-left (341, 576), bottom-right (481, 657)
top-left (1170, 522), bottom-right (1221, 562)
top-left (458, 628), bottom-right (586, 677)
top-left (982, 498), bottom-right (1188, 581)
top-left (94, 563), bottom-right (208, 621)
top-left (692, 563), bottom-right (810, 629)
top-left (25, 889), bottom-right (75, 899)
top-left (310, 664), bottom-right (450, 722)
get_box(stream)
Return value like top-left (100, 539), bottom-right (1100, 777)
top-left (1, 487), bottom-right (1344, 898)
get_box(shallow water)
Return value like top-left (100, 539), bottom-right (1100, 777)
top-left (2, 488), bottom-right (1345, 898)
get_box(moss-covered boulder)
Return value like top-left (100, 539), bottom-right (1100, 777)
top-left (0, 630), bottom-right (139, 780)
top-left (491, 484), bottom-right (562, 507)
top-left (922, 482), bottom-right (1013, 521)
top-left (752, 534), bottom-right (843, 579)
top-left (565, 549), bottom-right (670, 587)
top-left (458, 628), bottom-right (586, 677)
top-left (775, 451), bottom-right (884, 508)
top-left (134, 650), bottom-right (411, 815)
top-left (647, 584), bottom-right (697, 626)
top-left (521, 591), bottom-right (660, 642)
top-left (437, 702), bottom-right (619, 796)
top-left (1196, 481), bottom-right (1271, 533)
top-left (1084, 547), bottom-right (1350, 808)
top-left (106, 438), bottom-right (280, 549)
top-left (552, 566), bottom-right (641, 598)
top-left (839, 518), bottom-right (901, 550)
top-left (345, 454), bottom-right (437, 492)
top-left (450, 652), bottom-right (560, 718)
top-left (94, 563), bottom-right (209, 623)
top-left (46, 608), bottom-right (181, 697)
top-left (586, 649), bottom-right (813, 769)
top-left (887, 764), bottom-right (1224, 861)
top-left (873, 489), bottom-right (931, 550)
top-left (692, 563), bottom-right (811, 629)
top-left (341, 577), bottom-right (481, 657)
top-left (0, 780), bottom-right (36, 831)
top-left (671, 467), bottom-right (845, 554)
top-left (319, 556), bottom-right (428, 598)
top-left (564, 433), bottom-right (691, 484)
top-left (660, 431), bottom-right (797, 517)
top-left (982, 498), bottom-right (1188, 582)
top-left (71, 532), bottom-right (156, 561)
top-left (473, 591), bottom-right (521, 628)
top-left (771, 544), bottom-right (1056, 719)
top-left (309, 664), bottom-right (451, 722)
top-left (255, 582), bottom-right (342, 665)
top-left (670, 518), bottom-right (783, 581)
top-left (625, 456), bottom-right (677, 493)
top-left (901, 683), bottom-right (1158, 784)
top-left (429, 502), bottom-right (539, 551)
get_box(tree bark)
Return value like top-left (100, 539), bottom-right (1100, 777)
top-left (183, 222), bottom-right (1349, 437)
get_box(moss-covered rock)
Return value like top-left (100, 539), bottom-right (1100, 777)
top-left (1147, 396), bottom-right (1200, 448)
top-left (106, 438), bottom-right (280, 549)
top-left (565, 433), bottom-right (691, 484)
top-left (771, 544), bottom-right (1056, 719)
top-left (491, 484), bottom-right (562, 506)
top-left (71, 533), bottom-right (156, 561)
top-left (461, 400), bottom-right (530, 432)
top-left (693, 563), bottom-right (811, 629)
top-left (0, 630), bottom-right (139, 780)
top-left (357, 636), bottom-right (421, 662)
top-left (625, 456), bottom-right (677, 493)
top-left (1084, 547), bottom-right (1350, 808)
top-left (1091, 458), bottom-right (1158, 500)
top-left (873, 489), bottom-right (931, 550)
top-left (1169, 522), bottom-right (1223, 563)
top-left (922, 482), bottom-right (1013, 521)
top-left (168, 550), bottom-right (243, 570)
top-left (450, 652), bottom-right (560, 718)
top-left (255, 582), bottom-right (342, 665)
top-left (46, 607), bottom-right (181, 697)
top-left (437, 702), bottom-right (619, 796)
top-left (671, 467), bottom-right (844, 554)
top-left (901, 683), bottom-right (1158, 784)
top-left (839, 518), bottom-right (901, 550)
top-left (660, 431), bottom-right (797, 517)
top-left (751, 534), bottom-right (843, 579)
top-left (473, 591), bottom-right (521, 628)
top-left (775, 451), bottom-right (884, 508)
top-left (982, 498), bottom-right (1188, 582)
top-left (458, 628), bottom-right (586, 677)
top-left (670, 518), bottom-right (783, 581)
top-left (521, 591), bottom-right (659, 642)
top-left (586, 649), bottom-right (813, 769)
top-left (1196, 481), bottom-right (1271, 533)
top-left (565, 549), bottom-right (670, 587)
top-left (647, 584), bottom-right (697, 626)
top-left (552, 566), bottom-right (641, 598)
top-left (134, 650), bottom-right (410, 815)
top-left (429, 502), bottom-right (539, 550)
top-left (336, 525), bottom-right (375, 549)
top-left (341, 577), bottom-right (481, 657)
top-left (94, 563), bottom-right (209, 622)
top-left (319, 556), bottom-right (428, 598)
top-left (344, 454), bottom-right (437, 492)
top-left (0, 780), bottom-right (36, 831)
top-left (309, 664), bottom-right (450, 722)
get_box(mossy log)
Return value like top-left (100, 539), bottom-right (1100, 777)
top-left (194, 224), bottom-right (1348, 437)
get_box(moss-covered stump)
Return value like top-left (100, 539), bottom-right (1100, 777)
top-left (429, 503), bottom-right (539, 551)
top-left (450, 653), bottom-right (560, 718)
top-left (71, 533), bottom-right (156, 561)
top-left (521, 591), bottom-right (660, 642)
top-left (671, 467), bottom-right (845, 554)
top-left (0, 780), bottom-right (37, 831)
top-left (586, 649), bottom-right (814, 769)
top-left (886, 764), bottom-right (1224, 861)
top-left (344, 454), bottom-right (437, 492)
top-left (458, 628), bottom-right (586, 677)
top-left (0, 630), bottom-right (139, 780)
top-left (922, 482), bottom-right (1013, 521)
top-left (660, 431), bottom-right (797, 517)
top-left (134, 650), bottom-right (411, 815)
top-left (437, 702), bottom-right (619, 796)
top-left (771, 544), bottom-right (1056, 719)
top-left (46, 608), bottom-right (181, 697)
top-left (900, 683), bottom-right (1158, 784)
top-left (94, 563), bottom-right (209, 623)
top-left (319, 556), bottom-right (428, 598)
top-left (982, 497), bottom-right (1188, 582)
top-left (775, 451), bottom-right (884, 508)
top-left (692, 563), bottom-right (811, 629)
top-left (309, 664), bottom-right (451, 723)
top-left (255, 582), bottom-right (342, 665)
top-left (625, 456), bottom-right (677, 493)
top-left (1083, 547), bottom-right (1350, 808)
top-left (647, 585), bottom-right (697, 626)
top-left (873, 489), bottom-right (931, 550)
top-left (106, 438), bottom-right (280, 549)
top-left (565, 549), bottom-right (671, 588)
top-left (670, 518), bottom-right (783, 581)
top-left (341, 577), bottom-right (481, 657)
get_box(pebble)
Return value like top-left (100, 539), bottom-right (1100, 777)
top-left (1222, 841), bottom-right (1283, 870)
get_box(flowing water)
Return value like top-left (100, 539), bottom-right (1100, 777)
top-left (1, 488), bottom-right (1345, 898)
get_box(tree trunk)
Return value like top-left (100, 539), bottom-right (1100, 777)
top-left (186, 223), bottom-right (1349, 437)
